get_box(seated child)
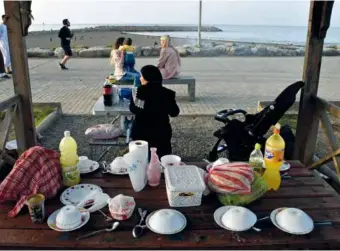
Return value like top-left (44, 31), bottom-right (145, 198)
top-left (119, 38), bottom-right (136, 72)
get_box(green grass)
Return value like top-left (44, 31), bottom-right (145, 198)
top-left (33, 106), bottom-right (55, 126)
top-left (279, 114), bottom-right (298, 131)
top-left (0, 105), bottom-right (55, 140)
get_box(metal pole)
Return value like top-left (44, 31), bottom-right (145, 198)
top-left (198, 0), bottom-right (202, 47)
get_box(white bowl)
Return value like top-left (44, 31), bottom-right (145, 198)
top-left (110, 157), bottom-right (128, 173)
top-left (77, 156), bottom-right (93, 169)
top-left (161, 155), bottom-right (181, 168)
top-left (147, 209), bottom-right (186, 234)
top-left (275, 208), bottom-right (314, 234)
top-left (56, 205), bottom-right (82, 230)
top-left (221, 206), bottom-right (257, 231)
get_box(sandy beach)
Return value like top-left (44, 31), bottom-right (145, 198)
top-left (26, 25), bottom-right (222, 49)
top-left (26, 30), bottom-right (195, 49)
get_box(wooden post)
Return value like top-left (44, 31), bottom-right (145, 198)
top-left (294, 1), bottom-right (334, 165)
top-left (4, 1), bottom-right (36, 151)
top-left (197, 0), bottom-right (202, 47)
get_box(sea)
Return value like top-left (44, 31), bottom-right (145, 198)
top-left (29, 24), bottom-right (340, 46)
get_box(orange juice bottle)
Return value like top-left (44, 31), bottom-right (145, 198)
top-left (263, 124), bottom-right (285, 191)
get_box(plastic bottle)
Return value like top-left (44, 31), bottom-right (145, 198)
top-left (147, 148), bottom-right (161, 187)
top-left (103, 81), bottom-right (113, 107)
top-left (59, 131), bottom-right (80, 187)
top-left (263, 125), bottom-right (285, 191)
top-left (112, 85), bottom-right (119, 104)
top-left (249, 143), bottom-right (264, 173)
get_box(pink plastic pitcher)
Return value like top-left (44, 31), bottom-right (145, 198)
top-left (147, 148), bottom-right (161, 187)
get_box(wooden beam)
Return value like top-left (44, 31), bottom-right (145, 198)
top-left (0, 95), bottom-right (19, 112)
top-left (294, 1), bottom-right (334, 165)
top-left (319, 110), bottom-right (340, 177)
top-left (4, 1), bottom-right (36, 152)
top-left (310, 149), bottom-right (340, 170)
top-left (314, 96), bottom-right (340, 118)
top-left (0, 104), bottom-right (17, 150)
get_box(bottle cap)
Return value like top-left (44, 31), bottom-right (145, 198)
top-left (255, 143), bottom-right (261, 150)
top-left (64, 131), bottom-right (70, 137)
top-left (273, 123), bottom-right (281, 134)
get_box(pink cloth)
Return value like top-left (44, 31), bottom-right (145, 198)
top-left (110, 49), bottom-right (126, 80)
top-left (157, 47), bottom-right (181, 79)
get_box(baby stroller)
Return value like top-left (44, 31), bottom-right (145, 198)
top-left (207, 81), bottom-right (304, 162)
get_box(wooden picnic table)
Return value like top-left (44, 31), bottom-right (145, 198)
top-left (0, 161), bottom-right (340, 249)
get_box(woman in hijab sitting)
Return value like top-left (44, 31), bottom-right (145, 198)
top-left (157, 35), bottom-right (181, 80)
top-left (129, 65), bottom-right (180, 157)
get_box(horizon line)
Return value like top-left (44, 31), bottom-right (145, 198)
top-left (32, 23), bottom-right (340, 28)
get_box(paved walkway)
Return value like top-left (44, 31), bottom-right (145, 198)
top-left (1, 57), bottom-right (340, 115)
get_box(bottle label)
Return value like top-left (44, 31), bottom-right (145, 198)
top-left (264, 146), bottom-right (284, 163)
top-left (103, 87), bottom-right (112, 95)
top-left (62, 166), bottom-right (80, 186)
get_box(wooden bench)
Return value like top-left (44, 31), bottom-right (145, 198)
top-left (116, 76), bottom-right (196, 101)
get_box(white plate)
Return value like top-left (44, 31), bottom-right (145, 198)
top-left (270, 208), bottom-right (314, 235)
top-left (78, 161), bottom-right (100, 174)
top-left (47, 208), bottom-right (90, 232)
top-left (146, 209), bottom-right (187, 235)
top-left (60, 184), bottom-right (103, 205)
top-left (263, 161), bottom-right (291, 172)
top-left (214, 206), bottom-right (257, 232)
top-left (108, 165), bottom-right (128, 175)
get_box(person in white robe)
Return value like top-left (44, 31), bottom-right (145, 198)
top-left (0, 15), bottom-right (11, 74)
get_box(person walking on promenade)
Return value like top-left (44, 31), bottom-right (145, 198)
top-left (58, 18), bottom-right (73, 70)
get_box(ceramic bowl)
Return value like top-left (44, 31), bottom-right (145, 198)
top-left (161, 155), bottom-right (181, 168)
top-left (77, 156), bottom-right (93, 169)
top-left (221, 206), bottom-right (257, 231)
top-left (56, 205), bottom-right (82, 230)
top-left (147, 209), bottom-right (186, 234)
top-left (109, 157), bottom-right (128, 173)
top-left (276, 208), bottom-right (314, 234)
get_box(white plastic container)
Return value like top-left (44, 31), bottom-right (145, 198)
top-left (164, 165), bottom-right (206, 207)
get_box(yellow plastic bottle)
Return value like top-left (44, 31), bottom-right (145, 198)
top-left (59, 131), bottom-right (80, 187)
top-left (263, 125), bottom-right (285, 191)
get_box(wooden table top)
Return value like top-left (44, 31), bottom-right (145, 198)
top-left (0, 161), bottom-right (340, 249)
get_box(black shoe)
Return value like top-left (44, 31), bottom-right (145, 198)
top-left (59, 63), bottom-right (68, 70)
top-left (6, 71), bottom-right (12, 74)
top-left (1, 74), bottom-right (10, 79)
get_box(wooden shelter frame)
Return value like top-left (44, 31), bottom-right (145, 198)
top-left (0, 1), bottom-right (339, 178)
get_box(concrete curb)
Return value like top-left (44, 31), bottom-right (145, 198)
top-left (36, 103), bottom-right (63, 134)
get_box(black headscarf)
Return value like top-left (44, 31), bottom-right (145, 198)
top-left (140, 65), bottom-right (163, 86)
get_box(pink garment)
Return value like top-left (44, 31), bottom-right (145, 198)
top-left (157, 47), bottom-right (181, 79)
top-left (110, 49), bottom-right (126, 80)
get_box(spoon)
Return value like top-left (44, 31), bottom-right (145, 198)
top-left (101, 161), bottom-right (109, 174)
top-left (252, 226), bottom-right (261, 232)
top-left (98, 209), bottom-right (113, 222)
top-left (77, 221), bottom-right (119, 240)
top-left (132, 208), bottom-right (148, 238)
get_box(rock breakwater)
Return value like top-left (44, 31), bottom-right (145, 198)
top-left (27, 43), bottom-right (340, 58)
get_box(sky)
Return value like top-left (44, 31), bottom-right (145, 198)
top-left (0, 0), bottom-right (340, 27)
